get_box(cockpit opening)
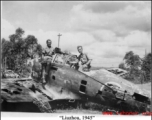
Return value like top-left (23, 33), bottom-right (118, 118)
top-left (132, 93), bottom-right (150, 104)
top-left (51, 54), bottom-right (79, 69)
top-left (79, 80), bottom-right (87, 94)
top-left (79, 85), bottom-right (86, 94)
top-left (52, 75), bottom-right (56, 80)
top-left (81, 80), bottom-right (87, 85)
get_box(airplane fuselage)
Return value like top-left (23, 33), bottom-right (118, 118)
top-left (46, 63), bottom-right (150, 112)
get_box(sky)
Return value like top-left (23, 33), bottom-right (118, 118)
top-left (1, 1), bottom-right (151, 67)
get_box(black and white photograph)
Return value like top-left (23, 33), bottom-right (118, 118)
top-left (1, 1), bottom-right (151, 119)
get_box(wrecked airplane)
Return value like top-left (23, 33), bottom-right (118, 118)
top-left (1, 50), bottom-right (151, 113)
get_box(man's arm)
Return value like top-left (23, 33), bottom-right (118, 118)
top-left (85, 54), bottom-right (92, 65)
top-left (42, 48), bottom-right (46, 58)
top-left (86, 59), bottom-right (92, 65)
top-left (77, 54), bottom-right (81, 61)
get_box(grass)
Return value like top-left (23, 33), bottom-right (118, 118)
top-left (55, 109), bottom-right (102, 114)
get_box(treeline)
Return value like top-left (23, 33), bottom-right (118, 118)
top-left (119, 51), bottom-right (151, 83)
top-left (2, 28), bottom-right (42, 77)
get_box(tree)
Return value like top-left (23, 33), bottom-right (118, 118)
top-left (141, 53), bottom-right (152, 82)
top-left (123, 51), bottom-right (141, 69)
top-left (9, 28), bottom-right (24, 43)
top-left (7, 28), bottom-right (25, 70)
top-left (25, 35), bottom-right (37, 46)
top-left (118, 63), bottom-right (126, 70)
top-left (15, 27), bottom-right (24, 38)
top-left (123, 51), bottom-right (142, 81)
top-left (2, 28), bottom-right (42, 77)
top-left (24, 35), bottom-right (38, 57)
top-left (2, 40), bottom-right (14, 70)
top-left (2, 38), bottom-right (6, 44)
top-left (36, 44), bottom-right (43, 56)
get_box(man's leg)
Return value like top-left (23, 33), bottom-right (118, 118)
top-left (74, 63), bottom-right (79, 70)
top-left (82, 64), bottom-right (90, 72)
top-left (42, 63), bottom-right (46, 83)
top-left (88, 63), bottom-right (91, 71)
top-left (45, 61), bottom-right (51, 79)
top-left (42, 62), bottom-right (51, 84)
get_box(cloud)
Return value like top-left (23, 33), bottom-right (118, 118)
top-left (2, 20), bottom-right (151, 67)
top-left (82, 1), bottom-right (150, 13)
top-left (24, 29), bottom-right (130, 67)
top-left (91, 30), bottom-right (117, 42)
top-left (25, 29), bottom-right (95, 53)
top-left (1, 2), bottom-right (151, 67)
top-left (1, 19), bottom-right (16, 39)
top-left (69, 1), bottom-right (151, 35)
top-left (121, 31), bottom-right (151, 48)
top-left (37, 13), bottom-right (50, 25)
top-left (82, 1), bottom-right (131, 13)
top-left (64, 1), bottom-right (151, 67)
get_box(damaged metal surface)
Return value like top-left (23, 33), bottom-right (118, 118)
top-left (1, 54), bottom-right (151, 113)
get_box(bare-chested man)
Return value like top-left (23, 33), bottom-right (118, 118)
top-left (41, 39), bottom-right (54, 83)
top-left (77, 46), bottom-right (92, 72)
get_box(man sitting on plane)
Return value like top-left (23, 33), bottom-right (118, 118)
top-left (77, 46), bottom-right (92, 72)
top-left (41, 39), bottom-right (55, 83)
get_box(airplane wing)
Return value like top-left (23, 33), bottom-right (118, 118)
top-left (1, 78), bottom-right (80, 112)
top-left (1, 78), bottom-right (51, 102)
top-left (84, 69), bottom-right (151, 99)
